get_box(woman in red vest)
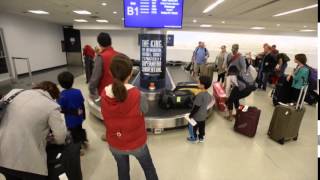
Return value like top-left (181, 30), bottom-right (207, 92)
top-left (100, 55), bottom-right (158, 180)
top-left (83, 44), bottom-right (95, 83)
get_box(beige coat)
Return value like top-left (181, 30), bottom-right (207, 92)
top-left (0, 89), bottom-right (67, 176)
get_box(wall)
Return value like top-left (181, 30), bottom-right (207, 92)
top-left (80, 29), bottom-right (317, 69)
top-left (0, 13), bottom-right (66, 75)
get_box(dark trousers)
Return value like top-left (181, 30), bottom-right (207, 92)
top-left (110, 144), bottom-right (158, 180)
top-left (69, 125), bottom-right (88, 145)
top-left (217, 72), bottom-right (226, 83)
top-left (193, 121), bottom-right (206, 139)
top-left (0, 167), bottom-right (46, 180)
top-left (258, 72), bottom-right (271, 90)
top-left (227, 87), bottom-right (252, 110)
top-left (291, 87), bottom-right (301, 103)
top-left (84, 57), bottom-right (94, 83)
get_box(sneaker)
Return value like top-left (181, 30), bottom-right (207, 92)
top-left (187, 137), bottom-right (197, 142)
top-left (199, 138), bottom-right (204, 143)
top-left (80, 149), bottom-right (85, 156)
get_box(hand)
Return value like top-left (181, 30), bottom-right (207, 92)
top-left (286, 75), bottom-right (291, 82)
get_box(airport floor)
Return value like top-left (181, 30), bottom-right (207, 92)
top-left (0, 67), bottom-right (317, 180)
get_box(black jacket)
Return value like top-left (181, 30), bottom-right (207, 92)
top-left (262, 53), bottom-right (276, 72)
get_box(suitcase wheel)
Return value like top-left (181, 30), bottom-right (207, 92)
top-left (278, 138), bottom-right (285, 145)
top-left (293, 136), bottom-right (298, 141)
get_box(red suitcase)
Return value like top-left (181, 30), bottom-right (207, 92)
top-left (212, 82), bottom-right (227, 111)
top-left (234, 106), bottom-right (261, 137)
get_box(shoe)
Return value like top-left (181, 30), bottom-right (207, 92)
top-left (199, 138), bottom-right (204, 143)
top-left (80, 149), bottom-right (85, 156)
top-left (187, 137), bottom-right (197, 142)
top-left (101, 134), bottom-right (107, 141)
top-left (81, 141), bottom-right (89, 150)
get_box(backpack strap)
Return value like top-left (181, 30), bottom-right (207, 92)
top-left (3, 90), bottom-right (25, 104)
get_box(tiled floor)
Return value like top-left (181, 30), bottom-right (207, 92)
top-left (0, 70), bottom-right (318, 180)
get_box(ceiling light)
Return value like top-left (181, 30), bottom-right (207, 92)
top-left (96, 19), bottom-right (109, 23)
top-left (250, 26), bottom-right (265, 30)
top-left (73, 10), bottom-right (91, 15)
top-left (203, 0), bottom-right (225, 13)
top-left (28, 10), bottom-right (49, 14)
top-left (101, 2), bottom-right (108, 6)
top-left (273, 4), bottom-right (317, 17)
top-left (200, 24), bottom-right (212, 28)
top-left (221, 21), bottom-right (225, 24)
top-left (113, 11), bottom-right (117, 14)
top-left (74, 19), bottom-right (88, 22)
top-left (303, 25), bottom-right (308, 28)
top-left (300, 29), bottom-right (315, 32)
top-left (276, 24), bottom-right (280, 27)
top-left (193, 19), bottom-right (197, 23)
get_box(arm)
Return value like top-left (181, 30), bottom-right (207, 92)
top-left (140, 93), bottom-right (149, 114)
top-left (88, 56), bottom-right (103, 97)
top-left (189, 105), bottom-right (200, 118)
top-left (48, 108), bottom-right (67, 144)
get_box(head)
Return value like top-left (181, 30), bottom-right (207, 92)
top-left (263, 43), bottom-right (269, 48)
top-left (32, 81), bottom-right (60, 99)
top-left (294, 54), bottom-right (307, 65)
top-left (198, 41), bottom-right (202, 47)
top-left (198, 76), bottom-right (212, 90)
top-left (94, 46), bottom-right (100, 54)
top-left (264, 45), bottom-right (272, 53)
top-left (58, 71), bottom-right (74, 89)
top-left (110, 54), bottom-right (133, 102)
top-left (220, 45), bottom-right (226, 53)
top-left (231, 44), bottom-right (239, 54)
top-left (228, 65), bottom-right (239, 76)
top-left (272, 44), bottom-right (276, 49)
top-left (97, 32), bottom-right (112, 48)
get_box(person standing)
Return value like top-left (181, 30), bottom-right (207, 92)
top-left (83, 45), bottom-right (95, 83)
top-left (192, 41), bottom-right (209, 79)
top-left (257, 45), bottom-right (276, 90)
top-left (215, 45), bottom-right (228, 83)
top-left (101, 55), bottom-right (158, 180)
top-left (0, 81), bottom-right (67, 180)
top-left (225, 44), bottom-right (247, 73)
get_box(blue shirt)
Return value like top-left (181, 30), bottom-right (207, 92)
top-left (194, 48), bottom-right (207, 64)
top-left (58, 88), bottom-right (85, 128)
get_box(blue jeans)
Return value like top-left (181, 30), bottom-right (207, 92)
top-left (109, 144), bottom-right (158, 180)
top-left (188, 123), bottom-right (195, 139)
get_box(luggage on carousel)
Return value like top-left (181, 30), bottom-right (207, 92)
top-left (167, 60), bottom-right (185, 66)
top-left (175, 82), bottom-right (202, 95)
top-left (212, 82), bottom-right (227, 111)
top-left (268, 85), bottom-right (308, 145)
top-left (234, 106), bottom-right (261, 137)
top-left (46, 142), bottom-right (83, 180)
top-left (159, 89), bottom-right (194, 109)
top-left (271, 75), bottom-right (293, 106)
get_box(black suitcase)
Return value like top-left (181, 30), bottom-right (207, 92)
top-left (159, 89), bottom-right (194, 109)
top-left (46, 143), bottom-right (83, 180)
top-left (166, 60), bottom-right (185, 66)
top-left (272, 75), bottom-right (292, 106)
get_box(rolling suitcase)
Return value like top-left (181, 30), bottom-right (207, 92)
top-left (268, 85), bottom-right (308, 145)
top-left (175, 82), bottom-right (203, 95)
top-left (158, 89), bottom-right (194, 109)
top-left (212, 82), bottom-right (227, 112)
top-left (271, 75), bottom-right (293, 106)
top-left (234, 106), bottom-right (261, 137)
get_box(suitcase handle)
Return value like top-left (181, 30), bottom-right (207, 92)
top-left (295, 84), bottom-right (308, 110)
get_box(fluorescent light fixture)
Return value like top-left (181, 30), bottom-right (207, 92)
top-left (200, 24), bottom-right (212, 28)
top-left (250, 26), bottom-right (265, 30)
top-left (276, 24), bottom-right (280, 27)
top-left (303, 25), bottom-right (308, 28)
top-left (221, 21), bottom-right (225, 24)
top-left (28, 10), bottom-right (49, 14)
top-left (203, 0), bottom-right (225, 13)
top-left (74, 19), bottom-right (88, 22)
top-left (101, 2), bottom-right (108, 6)
top-left (193, 19), bottom-right (197, 23)
top-left (96, 19), bottom-right (109, 23)
top-left (273, 4), bottom-right (317, 17)
top-left (73, 10), bottom-right (91, 15)
top-left (300, 29), bottom-right (315, 32)
top-left (113, 11), bottom-right (117, 14)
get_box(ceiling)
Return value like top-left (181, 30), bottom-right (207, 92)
top-left (0, 0), bottom-right (318, 36)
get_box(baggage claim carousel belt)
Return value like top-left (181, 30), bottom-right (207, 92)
top-left (88, 66), bottom-right (214, 134)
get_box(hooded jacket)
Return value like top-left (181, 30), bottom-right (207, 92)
top-left (100, 84), bottom-right (147, 151)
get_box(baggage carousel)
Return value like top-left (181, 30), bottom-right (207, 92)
top-left (88, 66), bottom-right (215, 134)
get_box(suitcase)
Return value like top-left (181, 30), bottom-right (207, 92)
top-left (47, 143), bottom-right (83, 180)
top-left (272, 75), bottom-right (293, 106)
top-left (158, 89), bottom-right (194, 109)
top-left (212, 82), bottom-right (227, 111)
top-left (175, 82), bottom-right (203, 95)
top-left (268, 85), bottom-right (308, 145)
top-left (234, 106), bottom-right (261, 137)
top-left (167, 60), bottom-right (185, 66)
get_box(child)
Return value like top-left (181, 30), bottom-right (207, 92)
top-left (57, 71), bottom-right (88, 154)
top-left (187, 76), bottom-right (212, 143)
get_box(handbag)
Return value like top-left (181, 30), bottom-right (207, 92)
top-left (0, 90), bottom-right (24, 123)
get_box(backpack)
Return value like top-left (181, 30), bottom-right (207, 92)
top-left (194, 47), bottom-right (209, 57)
top-left (305, 65), bottom-right (318, 90)
top-left (227, 53), bottom-right (241, 67)
top-left (237, 72), bottom-right (257, 92)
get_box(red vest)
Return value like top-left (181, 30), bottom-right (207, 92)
top-left (98, 47), bottom-right (118, 95)
top-left (100, 87), bottom-right (147, 151)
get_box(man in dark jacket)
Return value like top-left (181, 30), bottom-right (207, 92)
top-left (258, 45), bottom-right (276, 90)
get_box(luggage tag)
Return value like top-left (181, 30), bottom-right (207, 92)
top-left (59, 173), bottom-right (68, 180)
top-left (185, 115), bottom-right (197, 126)
top-left (176, 96), bottom-right (181, 103)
